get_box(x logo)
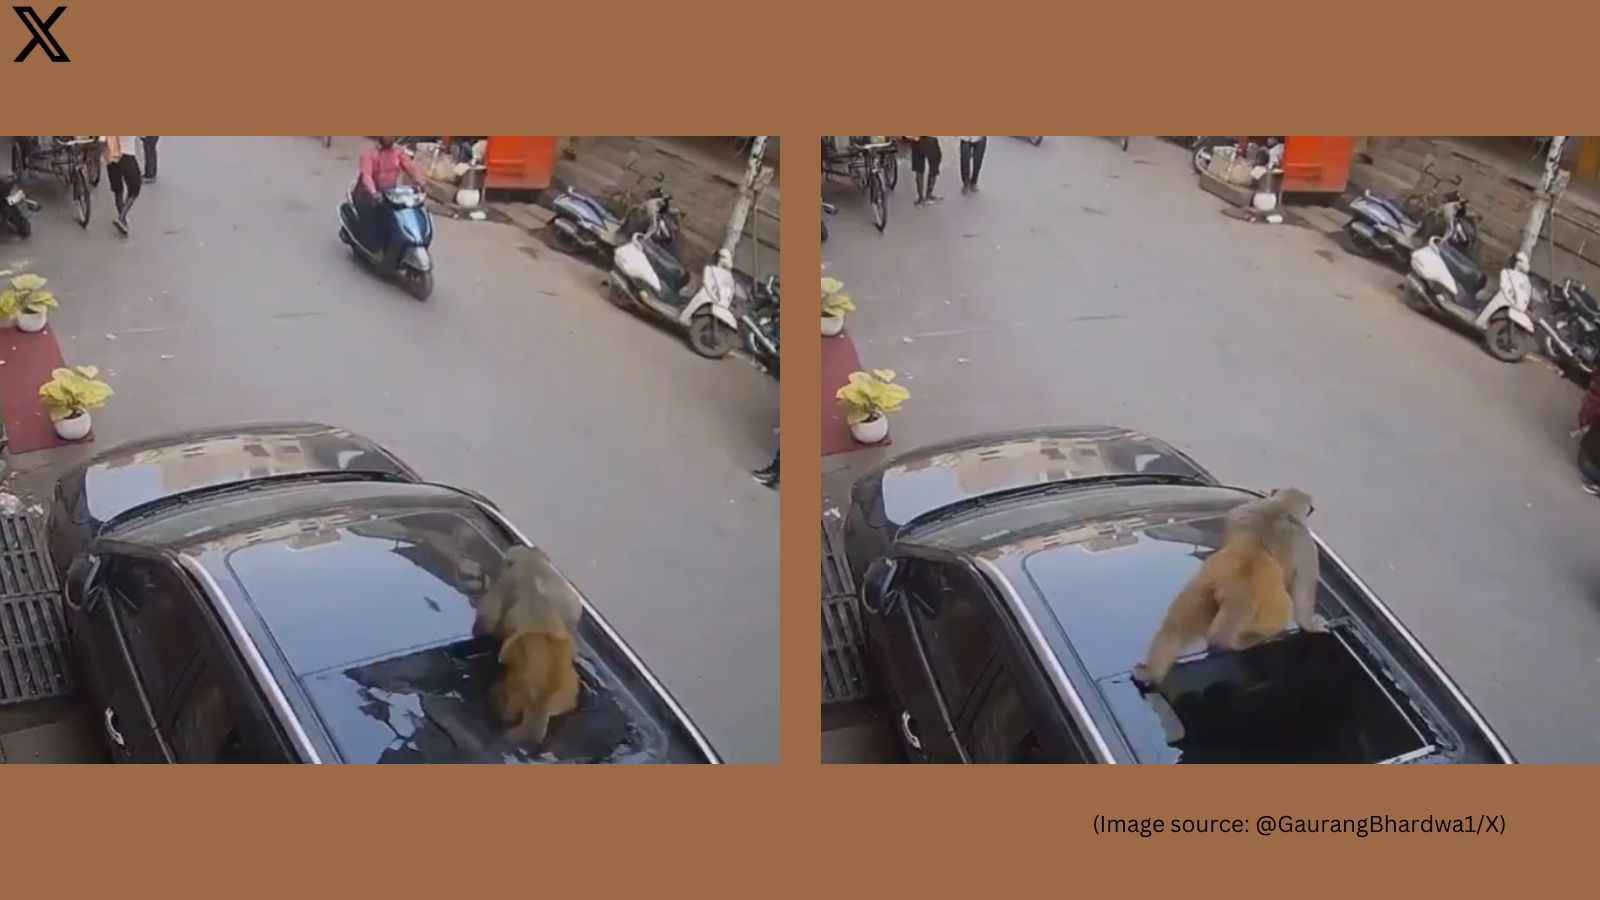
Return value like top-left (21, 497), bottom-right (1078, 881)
top-left (14, 6), bottom-right (68, 62)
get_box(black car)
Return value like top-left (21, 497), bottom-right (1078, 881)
top-left (843, 426), bottom-right (1514, 765)
top-left (48, 422), bottom-right (718, 764)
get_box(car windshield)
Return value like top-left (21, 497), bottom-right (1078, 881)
top-left (1016, 490), bottom-right (1439, 764)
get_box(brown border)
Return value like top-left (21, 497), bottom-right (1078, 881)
top-left (6, 0), bottom-right (1600, 888)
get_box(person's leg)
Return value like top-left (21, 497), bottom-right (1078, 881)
top-left (959, 141), bottom-right (971, 192)
top-left (141, 137), bottom-right (158, 181)
top-left (970, 138), bottom-right (987, 191)
top-left (107, 158), bottom-right (129, 234)
top-left (119, 157), bottom-right (142, 223)
top-left (1580, 426), bottom-right (1600, 495)
top-left (925, 140), bottom-right (943, 203)
top-left (752, 448), bottom-right (778, 488)
top-left (911, 142), bottom-right (928, 206)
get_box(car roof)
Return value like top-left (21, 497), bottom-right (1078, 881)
top-left (916, 481), bottom-right (1258, 679)
top-left (115, 479), bottom-right (719, 763)
top-left (119, 479), bottom-right (507, 678)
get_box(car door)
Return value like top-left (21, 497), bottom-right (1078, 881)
top-left (864, 551), bottom-right (1008, 763)
top-left (69, 556), bottom-right (164, 762)
top-left (99, 554), bottom-right (210, 761)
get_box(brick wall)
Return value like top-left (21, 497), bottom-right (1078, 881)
top-left (1351, 137), bottom-right (1600, 290)
top-left (546, 137), bottom-right (780, 280)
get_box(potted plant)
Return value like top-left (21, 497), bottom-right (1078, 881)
top-left (38, 365), bottom-right (113, 441)
top-left (835, 368), bottom-right (909, 445)
top-left (0, 272), bottom-right (59, 333)
top-left (822, 276), bottom-right (854, 337)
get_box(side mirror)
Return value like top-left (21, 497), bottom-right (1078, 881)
top-left (63, 554), bottom-right (103, 613)
top-left (860, 557), bottom-right (900, 615)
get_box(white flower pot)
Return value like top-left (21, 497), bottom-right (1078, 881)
top-left (851, 414), bottom-right (889, 444)
top-left (822, 315), bottom-right (845, 337)
top-left (15, 310), bottom-right (47, 333)
top-left (54, 411), bottom-right (91, 441)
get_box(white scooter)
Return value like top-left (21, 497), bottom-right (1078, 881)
top-left (610, 235), bottom-right (740, 358)
top-left (1405, 239), bottom-right (1537, 362)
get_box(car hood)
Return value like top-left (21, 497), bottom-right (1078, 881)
top-left (56, 422), bottom-right (419, 530)
top-left (849, 426), bottom-right (1214, 534)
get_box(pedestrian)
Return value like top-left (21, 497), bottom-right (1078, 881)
top-left (959, 136), bottom-right (988, 194)
top-left (141, 136), bottom-right (159, 182)
top-left (1579, 371), bottom-right (1600, 495)
top-left (103, 136), bottom-right (141, 237)
top-left (908, 136), bottom-right (943, 207)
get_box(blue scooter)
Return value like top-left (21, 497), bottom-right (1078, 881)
top-left (338, 182), bottom-right (435, 300)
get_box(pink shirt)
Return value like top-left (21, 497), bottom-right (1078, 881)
top-left (359, 144), bottom-right (419, 195)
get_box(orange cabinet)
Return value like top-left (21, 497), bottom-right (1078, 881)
top-left (482, 136), bottom-right (556, 191)
top-left (1281, 136), bottom-right (1354, 194)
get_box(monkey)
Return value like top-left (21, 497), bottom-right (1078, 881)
top-left (473, 545), bottom-right (584, 747)
top-left (1229, 487), bottom-right (1326, 638)
top-left (1133, 489), bottom-right (1327, 686)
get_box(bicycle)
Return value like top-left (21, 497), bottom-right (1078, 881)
top-left (1401, 164), bottom-right (1463, 221)
top-left (822, 137), bottom-right (894, 233)
top-left (13, 136), bottom-right (100, 227)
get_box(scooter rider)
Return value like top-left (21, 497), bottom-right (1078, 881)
top-left (355, 137), bottom-right (424, 253)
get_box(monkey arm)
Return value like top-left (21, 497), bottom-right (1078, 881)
top-left (1290, 541), bottom-right (1328, 632)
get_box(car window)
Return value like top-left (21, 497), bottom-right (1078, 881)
top-left (166, 662), bottom-right (279, 763)
top-left (113, 559), bottom-right (201, 711)
top-left (904, 560), bottom-right (998, 714)
top-left (961, 663), bottom-right (1056, 764)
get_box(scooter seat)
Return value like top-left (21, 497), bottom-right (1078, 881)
top-left (1438, 242), bottom-right (1486, 296)
top-left (1567, 281), bottom-right (1600, 321)
top-left (1360, 191), bottom-right (1420, 231)
top-left (640, 238), bottom-right (690, 298)
top-left (562, 190), bottom-right (623, 230)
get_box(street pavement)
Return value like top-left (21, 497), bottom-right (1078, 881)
top-left (0, 136), bottom-right (778, 763)
top-left (821, 136), bottom-right (1600, 763)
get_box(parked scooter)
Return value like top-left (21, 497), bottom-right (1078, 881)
top-left (338, 183), bottom-right (435, 300)
top-left (1406, 241), bottom-right (1536, 362)
top-left (610, 236), bottom-right (740, 358)
top-left (1346, 189), bottom-right (1478, 267)
top-left (1, 175), bottom-right (39, 238)
top-left (739, 275), bottom-right (779, 377)
top-left (550, 186), bottom-right (678, 264)
top-left (1535, 275), bottom-right (1600, 378)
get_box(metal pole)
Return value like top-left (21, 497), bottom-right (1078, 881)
top-left (1520, 136), bottom-right (1569, 260)
top-left (721, 136), bottom-right (770, 259)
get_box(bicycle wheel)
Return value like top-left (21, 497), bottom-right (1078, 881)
top-left (70, 167), bottom-right (90, 228)
top-left (870, 170), bottom-right (888, 233)
top-left (883, 152), bottom-right (899, 191)
top-left (87, 153), bottom-right (102, 187)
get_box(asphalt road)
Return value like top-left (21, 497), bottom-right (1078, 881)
top-left (821, 136), bottom-right (1600, 763)
top-left (1, 136), bottom-right (778, 763)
